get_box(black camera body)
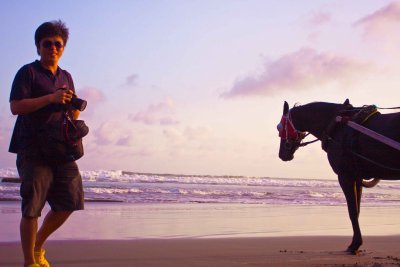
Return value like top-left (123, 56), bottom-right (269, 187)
top-left (70, 95), bottom-right (87, 111)
top-left (58, 88), bottom-right (87, 111)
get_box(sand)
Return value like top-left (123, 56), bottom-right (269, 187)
top-left (1, 236), bottom-right (400, 267)
top-left (2, 203), bottom-right (400, 266)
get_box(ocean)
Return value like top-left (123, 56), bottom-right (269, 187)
top-left (2, 168), bottom-right (400, 206)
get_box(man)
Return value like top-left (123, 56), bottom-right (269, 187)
top-left (9, 20), bottom-right (84, 267)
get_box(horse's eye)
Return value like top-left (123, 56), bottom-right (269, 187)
top-left (277, 123), bottom-right (283, 131)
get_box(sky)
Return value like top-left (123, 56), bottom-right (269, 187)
top-left (1, 0), bottom-right (400, 179)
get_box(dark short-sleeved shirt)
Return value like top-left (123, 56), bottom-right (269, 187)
top-left (9, 60), bottom-right (75, 153)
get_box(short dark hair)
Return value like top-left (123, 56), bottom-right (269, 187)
top-left (35, 20), bottom-right (69, 47)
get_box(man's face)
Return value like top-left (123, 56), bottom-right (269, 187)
top-left (38, 35), bottom-right (64, 64)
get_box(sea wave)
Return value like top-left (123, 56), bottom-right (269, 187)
top-left (2, 168), bottom-right (400, 206)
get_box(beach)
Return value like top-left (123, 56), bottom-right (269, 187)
top-left (2, 236), bottom-right (400, 266)
top-left (2, 171), bottom-right (400, 266)
top-left (1, 202), bottom-right (400, 266)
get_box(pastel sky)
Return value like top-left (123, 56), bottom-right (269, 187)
top-left (1, 0), bottom-right (399, 179)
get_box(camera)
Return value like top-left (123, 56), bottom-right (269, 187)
top-left (70, 94), bottom-right (87, 111)
top-left (58, 88), bottom-right (87, 111)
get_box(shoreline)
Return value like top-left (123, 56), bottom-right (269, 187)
top-left (1, 236), bottom-right (400, 266)
top-left (2, 202), bottom-right (400, 241)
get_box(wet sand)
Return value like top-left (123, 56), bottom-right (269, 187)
top-left (1, 236), bottom-right (400, 266)
top-left (2, 202), bottom-right (400, 266)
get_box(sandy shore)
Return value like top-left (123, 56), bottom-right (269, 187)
top-left (2, 203), bottom-right (400, 266)
top-left (1, 236), bottom-right (400, 267)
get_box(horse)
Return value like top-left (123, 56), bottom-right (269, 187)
top-left (277, 100), bottom-right (400, 254)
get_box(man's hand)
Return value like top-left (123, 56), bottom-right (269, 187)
top-left (51, 89), bottom-right (73, 104)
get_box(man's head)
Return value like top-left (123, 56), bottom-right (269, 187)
top-left (35, 20), bottom-right (69, 56)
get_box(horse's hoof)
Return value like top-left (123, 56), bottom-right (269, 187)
top-left (346, 247), bottom-right (361, 255)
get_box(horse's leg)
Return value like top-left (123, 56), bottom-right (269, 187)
top-left (356, 180), bottom-right (362, 218)
top-left (338, 175), bottom-right (363, 254)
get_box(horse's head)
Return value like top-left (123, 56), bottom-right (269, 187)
top-left (277, 99), bottom-right (352, 161)
top-left (277, 101), bottom-right (306, 161)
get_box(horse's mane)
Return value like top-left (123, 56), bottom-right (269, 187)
top-left (292, 102), bottom-right (342, 111)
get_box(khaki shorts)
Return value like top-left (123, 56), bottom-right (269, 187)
top-left (17, 152), bottom-right (84, 218)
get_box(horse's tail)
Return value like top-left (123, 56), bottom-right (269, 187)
top-left (362, 178), bottom-right (380, 188)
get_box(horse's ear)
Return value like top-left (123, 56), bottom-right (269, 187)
top-left (283, 101), bottom-right (289, 115)
top-left (343, 99), bottom-right (350, 105)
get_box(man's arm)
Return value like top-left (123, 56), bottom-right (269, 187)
top-left (10, 89), bottom-right (73, 115)
top-left (72, 109), bottom-right (80, 120)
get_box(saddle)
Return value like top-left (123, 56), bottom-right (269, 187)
top-left (351, 105), bottom-right (379, 124)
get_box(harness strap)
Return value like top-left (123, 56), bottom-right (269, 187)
top-left (320, 105), bottom-right (354, 151)
top-left (328, 105), bottom-right (400, 171)
top-left (362, 110), bottom-right (379, 123)
top-left (336, 117), bottom-right (400, 151)
top-left (352, 105), bottom-right (379, 124)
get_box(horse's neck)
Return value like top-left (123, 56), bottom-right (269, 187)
top-left (291, 103), bottom-right (340, 139)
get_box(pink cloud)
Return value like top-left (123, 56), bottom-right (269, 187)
top-left (93, 120), bottom-right (134, 146)
top-left (308, 11), bottom-right (331, 26)
top-left (129, 97), bottom-right (179, 125)
top-left (76, 87), bottom-right (106, 116)
top-left (116, 135), bottom-right (135, 146)
top-left (125, 74), bottom-right (139, 86)
top-left (221, 48), bottom-right (368, 98)
top-left (77, 87), bottom-right (105, 104)
top-left (183, 126), bottom-right (213, 141)
top-left (162, 126), bottom-right (218, 157)
top-left (355, 2), bottom-right (400, 43)
top-left (93, 121), bottom-right (117, 145)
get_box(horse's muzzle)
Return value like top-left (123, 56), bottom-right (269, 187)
top-left (279, 152), bottom-right (294, 161)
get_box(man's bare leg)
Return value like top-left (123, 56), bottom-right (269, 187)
top-left (20, 216), bottom-right (38, 266)
top-left (34, 210), bottom-right (73, 251)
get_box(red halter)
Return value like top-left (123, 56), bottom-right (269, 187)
top-left (277, 112), bottom-right (303, 140)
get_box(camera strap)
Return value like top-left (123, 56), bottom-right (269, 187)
top-left (63, 111), bottom-right (78, 143)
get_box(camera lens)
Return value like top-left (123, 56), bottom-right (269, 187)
top-left (71, 97), bottom-right (87, 111)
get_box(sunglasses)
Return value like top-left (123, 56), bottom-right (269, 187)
top-left (42, 40), bottom-right (64, 49)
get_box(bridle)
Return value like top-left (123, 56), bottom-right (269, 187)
top-left (277, 110), bottom-right (318, 151)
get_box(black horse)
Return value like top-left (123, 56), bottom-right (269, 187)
top-left (278, 100), bottom-right (400, 254)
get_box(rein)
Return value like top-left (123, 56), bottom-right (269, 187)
top-left (299, 134), bottom-right (319, 147)
top-left (376, 106), bottom-right (400, 110)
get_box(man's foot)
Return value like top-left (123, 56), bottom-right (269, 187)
top-left (34, 249), bottom-right (50, 267)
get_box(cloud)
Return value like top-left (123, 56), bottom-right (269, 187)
top-left (221, 48), bottom-right (369, 98)
top-left (162, 127), bottom-right (183, 145)
top-left (162, 126), bottom-right (217, 154)
top-left (354, 1), bottom-right (400, 46)
top-left (93, 120), bottom-right (134, 146)
top-left (124, 74), bottom-right (139, 87)
top-left (308, 11), bottom-right (332, 27)
top-left (76, 87), bottom-right (106, 115)
top-left (183, 126), bottom-right (214, 141)
top-left (129, 97), bottom-right (179, 125)
top-left (305, 10), bottom-right (332, 43)
top-left (163, 126), bottom-right (213, 142)
top-left (116, 135), bottom-right (135, 146)
top-left (77, 87), bottom-right (106, 104)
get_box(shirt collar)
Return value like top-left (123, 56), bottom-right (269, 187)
top-left (34, 60), bottom-right (61, 76)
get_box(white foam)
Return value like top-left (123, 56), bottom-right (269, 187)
top-left (2, 168), bottom-right (400, 206)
